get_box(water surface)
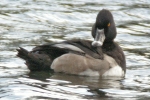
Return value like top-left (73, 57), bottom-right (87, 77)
top-left (0, 0), bottom-right (150, 100)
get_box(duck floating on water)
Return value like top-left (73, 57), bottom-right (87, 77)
top-left (17, 9), bottom-right (126, 77)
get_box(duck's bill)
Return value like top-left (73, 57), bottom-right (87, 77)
top-left (92, 28), bottom-right (105, 47)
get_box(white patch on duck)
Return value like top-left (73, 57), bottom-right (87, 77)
top-left (79, 69), bottom-right (99, 76)
top-left (102, 66), bottom-right (124, 77)
top-left (79, 66), bottom-right (124, 77)
top-left (102, 55), bottom-right (125, 77)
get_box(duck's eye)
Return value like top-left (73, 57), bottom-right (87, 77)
top-left (107, 23), bottom-right (110, 27)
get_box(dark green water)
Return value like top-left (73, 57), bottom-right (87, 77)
top-left (0, 0), bottom-right (150, 100)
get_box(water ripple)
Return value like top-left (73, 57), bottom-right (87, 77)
top-left (0, 0), bottom-right (150, 99)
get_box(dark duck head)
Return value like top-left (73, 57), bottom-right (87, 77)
top-left (91, 9), bottom-right (126, 73)
top-left (92, 9), bottom-right (116, 47)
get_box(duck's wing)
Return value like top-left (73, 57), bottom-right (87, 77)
top-left (33, 39), bottom-right (103, 59)
top-left (17, 39), bottom-right (103, 71)
top-left (65, 39), bottom-right (103, 59)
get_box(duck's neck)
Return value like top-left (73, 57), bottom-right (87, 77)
top-left (102, 40), bottom-right (115, 52)
top-left (102, 40), bottom-right (126, 73)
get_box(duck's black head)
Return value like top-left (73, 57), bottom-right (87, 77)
top-left (92, 9), bottom-right (117, 47)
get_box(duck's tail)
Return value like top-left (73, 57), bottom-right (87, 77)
top-left (17, 47), bottom-right (52, 71)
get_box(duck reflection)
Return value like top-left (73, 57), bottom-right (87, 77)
top-left (27, 71), bottom-right (124, 98)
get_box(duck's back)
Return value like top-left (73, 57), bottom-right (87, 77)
top-left (17, 39), bottom-right (103, 71)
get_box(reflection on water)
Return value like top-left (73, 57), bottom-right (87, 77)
top-left (0, 0), bottom-right (150, 99)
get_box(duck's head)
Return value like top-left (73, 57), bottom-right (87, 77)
top-left (92, 9), bottom-right (117, 47)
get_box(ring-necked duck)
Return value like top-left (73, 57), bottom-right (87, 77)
top-left (17, 9), bottom-right (126, 77)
